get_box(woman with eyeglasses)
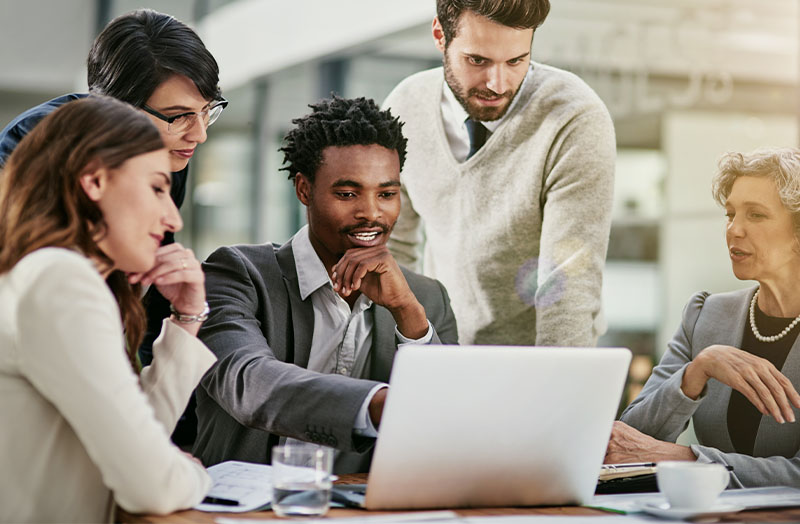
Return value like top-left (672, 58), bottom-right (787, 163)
top-left (0, 96), bottom-right (216, 523)
top-left (0, 8), bottom-right (227, 447)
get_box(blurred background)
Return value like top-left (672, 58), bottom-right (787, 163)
top-left (1, 0), bottom-right (798, 409)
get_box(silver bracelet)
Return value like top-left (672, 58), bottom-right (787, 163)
top-left (170, 301), bottom-right (210, 324)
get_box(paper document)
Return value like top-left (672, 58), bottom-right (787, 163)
top-left (717, 486), bottom-right (800, 508)
top-left (598, 463), bottom-right (657, 481)
top-left (589, 486), bottom-right (800, 514)
top-left (195, 460), bottom-right (273, 513)
top-left (460, 517), bottom-right (660, 524)
top-left (217, 510), bottom-right (459, 524)
top-left (219, 514), bottom-right (655, 524)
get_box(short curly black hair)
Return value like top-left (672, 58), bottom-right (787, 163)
top-left (280, 96), bottom-right (407, 183)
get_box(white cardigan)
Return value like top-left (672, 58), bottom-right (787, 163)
top-left (0, 248), bottom-right (216, 523)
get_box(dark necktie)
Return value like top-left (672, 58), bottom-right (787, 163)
top-left (465, 118), bottom-right (488, 160)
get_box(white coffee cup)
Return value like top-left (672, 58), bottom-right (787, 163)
top-left (656, 461), bottom-right (730, 510)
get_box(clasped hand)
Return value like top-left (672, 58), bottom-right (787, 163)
top-left (682, 345), bottom-right (800, 424)
top-left (330, 245), bottom-right (427, 339)
top-left (127, 243), bottom-right (206, 335)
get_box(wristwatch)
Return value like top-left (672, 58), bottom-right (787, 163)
top-left (170, 301), bottom-right (210, 324)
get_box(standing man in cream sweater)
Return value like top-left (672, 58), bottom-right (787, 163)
top-left (384, 0), bottom-right (616, 346)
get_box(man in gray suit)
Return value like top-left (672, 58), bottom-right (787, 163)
top-left (193, 96), bottom-right (459, 473)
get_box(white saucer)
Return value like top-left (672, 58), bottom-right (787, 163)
top-left (637, 501), bottom-right (745, 520)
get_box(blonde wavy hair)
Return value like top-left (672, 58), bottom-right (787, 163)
top-left (712, 147), bottom-right (800, 237)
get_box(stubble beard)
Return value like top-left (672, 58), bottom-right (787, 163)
top-left (443, 51), bottom-right (521, 122)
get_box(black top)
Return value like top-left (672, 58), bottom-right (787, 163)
top-left (727, 301), bottom-right (798, 455)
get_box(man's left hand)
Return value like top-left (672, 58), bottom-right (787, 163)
top-left (332, 245), bottom-right (427, 339)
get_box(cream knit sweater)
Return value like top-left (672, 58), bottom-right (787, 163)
top-left (0, 248), bottom-right (215, 522)
top-left (385, 63), bottom-right (615, 346)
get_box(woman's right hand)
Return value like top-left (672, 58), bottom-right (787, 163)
top-left (682, 344), bottom-right (800, 423)
top-left (128, 243), bottom-right (206, 336)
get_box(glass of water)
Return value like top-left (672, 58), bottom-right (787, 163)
top-left (271, 443), bottom-right (334, 517)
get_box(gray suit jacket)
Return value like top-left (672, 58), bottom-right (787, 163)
top-left (192, 240), bottom-right (458, 473)
top-left (621, 287), bottom-right (800, 488)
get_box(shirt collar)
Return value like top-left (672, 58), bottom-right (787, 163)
top-left (441, 63), bottom-right (534, 133)
top-left (292, 225), bottom-right (332, 301)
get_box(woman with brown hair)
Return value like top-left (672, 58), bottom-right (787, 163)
top-left (0, 96), bottom-right (215, 522)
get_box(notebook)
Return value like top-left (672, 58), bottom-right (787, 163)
top-left (596, 463), bottom-right (659, 494)
top-left (361, 345), bottom-right (631, 510)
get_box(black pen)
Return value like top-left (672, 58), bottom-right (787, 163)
top-left (202, 495), bottom-right (240, 506)
top-left (603, 463), bottom-right (733, 471)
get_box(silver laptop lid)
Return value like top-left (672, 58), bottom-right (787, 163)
top-left (365, 346), bottom-right (631, 510)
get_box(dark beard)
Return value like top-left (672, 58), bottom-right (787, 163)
top-left (443, 52), bottom-right (520, 122)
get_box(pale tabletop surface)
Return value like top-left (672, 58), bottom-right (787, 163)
top-left (117, 474), bottom-right (800, 523)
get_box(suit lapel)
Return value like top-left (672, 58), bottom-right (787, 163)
top-left (779, 329), bottom-right (800, 378)
top-left (371, 305), bottom-right (397, 383)
top-left (694, 287), bottom-right (755, 453)
top-left (276, 241), bottom-right (315, 368)
top-left (754, 295), bottom-right (800, 457)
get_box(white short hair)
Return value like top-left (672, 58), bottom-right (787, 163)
top-left (712, 147), bottom-right (800, 235)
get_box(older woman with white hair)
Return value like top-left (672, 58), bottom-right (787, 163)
top-left (605, 147), bottom-right (800, 488)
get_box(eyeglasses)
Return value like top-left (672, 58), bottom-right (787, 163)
top-left (142, 98), bottom-right (228, 134)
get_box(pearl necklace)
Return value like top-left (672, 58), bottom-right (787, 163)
top-left (749, 288), bottom-right (800, 343)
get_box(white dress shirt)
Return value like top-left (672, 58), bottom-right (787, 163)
top-left (291, 226), bottom-right (433, 437)
top-left (441, 64), bottom-right (535, 162)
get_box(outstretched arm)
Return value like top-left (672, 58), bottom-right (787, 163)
top-left (198, 246), bottom-right (381, 452)
top-left (535, 108), bottom-right (616, 347)
top-left (620, 293), bottom-right (709, 441)
top-left (386, 183), bottom-right (424, 271)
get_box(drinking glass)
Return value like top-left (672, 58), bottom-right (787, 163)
top-left (271, 444), bottom-right (334, 517)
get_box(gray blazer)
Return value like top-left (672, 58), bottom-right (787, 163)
top-left (621, 287), bottom-right (800, 488)
top-left (192, 240), bottom-right (459, 473)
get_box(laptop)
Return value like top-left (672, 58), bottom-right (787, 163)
top-left (356, 345), bottom-right (631, 510)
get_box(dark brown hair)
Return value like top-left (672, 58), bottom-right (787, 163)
top-left (0, 96), bottom-right (164, 368)
top-left (436, 0), bottom-right (550, 45)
